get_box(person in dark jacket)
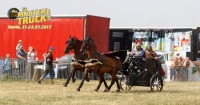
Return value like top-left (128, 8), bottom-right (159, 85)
top-left (38, 46), bottom-right (55, 84)
top-left (16, 45), bottom-right (27, 78)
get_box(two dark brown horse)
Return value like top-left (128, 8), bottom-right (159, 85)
top-left (63, 36), bottom-right (89, 87)
top-left (77, 37), bottom-right (122, 92)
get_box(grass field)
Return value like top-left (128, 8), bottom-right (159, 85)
top-left (0, 79), bottom-right (200, 105)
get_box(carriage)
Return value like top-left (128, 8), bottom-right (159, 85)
top-left (64, 36), bottom-right (164, 92)
top-left (117, 57), bottom-right (164, 91)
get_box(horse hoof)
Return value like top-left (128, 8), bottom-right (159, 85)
top-left (116, 89), bottom-right (120, 92)
top-left (93, 89), bottom-right (98, 92)
top-left (77, 88), bottom-right (80, 91)
top-left (103, 89), bottom-right (109, 92)
top-left (72, 79), bottom-right (76, 83)
top-left (37, 80), bottom-right (41, 84)
top-left (86, 78), bottom-right (90, 82)
top-left (63, 84), bottom-right (67, 87)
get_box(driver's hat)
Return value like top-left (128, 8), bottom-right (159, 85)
top-left (136, 43), bottom-right (141, 47)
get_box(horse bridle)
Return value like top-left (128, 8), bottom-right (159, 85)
top-left (82, 38), bottom-right (92, 51)
top-left (66, 38), bottom-right (75, 49)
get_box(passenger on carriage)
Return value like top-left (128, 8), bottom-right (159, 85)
top-left (145, 45), bottom-right (157, 59)
top-left (145, 45), bottom-right (165, 77)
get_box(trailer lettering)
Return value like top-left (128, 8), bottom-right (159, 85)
top-left (17, 7), bottom-right (51, 25)
top-left (8, 25), bottom-right (21, 29)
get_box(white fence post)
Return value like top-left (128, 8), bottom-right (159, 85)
top-left (54, 58), bottom-right (58, 78)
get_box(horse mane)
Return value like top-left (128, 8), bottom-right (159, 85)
top-left (77, 40), bottom-right (83, 46)
top-left (89, 38), bottom-right (97, 50)
top-left (73, 37), bottom-right (82, 45)
top-left (70, 36), bottom-right (83, 46)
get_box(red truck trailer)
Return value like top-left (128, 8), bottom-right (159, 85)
top-left (0, 15), bottom-right (110, 60)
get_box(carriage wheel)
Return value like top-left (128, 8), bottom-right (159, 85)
top-left (119, 76), bottom-right (132, 91)
top-left (150, 74), bottom-right (163, 92)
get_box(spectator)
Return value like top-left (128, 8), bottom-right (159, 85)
top-left (16, 40), bottom-right (22, 51)
top-left (38, 46), bottom-right (55, 84)
top-left (16, 45), bottom-right (27, 78)
top-left (177, 57), bottom-right (184, 81)
top-left (27, 46), bottom-right (37, 62)
top-left (170, 57), bottom-right (179, 81)
top-left (25, 46), bottom-right (37, 81)
top-left (4, 54), bottom-right (11, 79)
top-left (182, 57), bottom-right (190, 81)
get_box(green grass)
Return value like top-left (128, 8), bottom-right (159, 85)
top-left (0, 79), bottom-right (200, 105)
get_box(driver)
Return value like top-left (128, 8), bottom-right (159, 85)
top-left (121, 43), bottom-right (145, 73)
top-left (129, 43), bottom-right (145, 58)
top-left (123, 43), bottom-right (145, 65)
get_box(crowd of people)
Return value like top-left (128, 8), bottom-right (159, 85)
top-left (4, 40), bottom-right (55, 84)
top-left (170, 54), bottom-right (190, 81)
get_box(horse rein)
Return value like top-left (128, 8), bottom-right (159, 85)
top-left (88, 52), bottom-right (120, 73)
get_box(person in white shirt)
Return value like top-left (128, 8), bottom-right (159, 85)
top-left (25, 46), bottom-right (37, 81)
top-left (16, 40), bottom-right (22, 51)
top-left (27, 46), bottom-right (37, 62)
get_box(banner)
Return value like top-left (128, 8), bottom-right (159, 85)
top-left (172, 31), bottom-right (191, 51)
top-left (132, 31), bottom-right (192, 52)
top-left (0, 18), bottom-right (84, 60)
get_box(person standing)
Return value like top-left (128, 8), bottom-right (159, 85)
top-left (182, 57), bottom-right (190, 81)
top-left (25, 46), bottom-right (37, 81)
top-left (177, 57), bottom-right (184, 81)
top-left (16, 40), bottom-right (22, 51)
top-left (38, 46), bottom-right (55, 84)
top-left (4, 54), bottom-right (11, 79)
top-left (170, 57), bottom-right (179, 81)
top-left (16, 45), bottom-right (27, 78)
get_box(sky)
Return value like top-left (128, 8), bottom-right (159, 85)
top-left (1, 0), bottom-right (200, 28)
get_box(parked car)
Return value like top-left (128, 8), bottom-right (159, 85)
top-left (56, 54), bottom-right (74, 79)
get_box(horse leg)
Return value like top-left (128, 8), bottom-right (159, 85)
top-left (104, 73), bottom-right (117, 92)
top-left (103, 77), bottom-right (109, 89)
top-left (94, 73), bottom-right (107, 92)
top-left (76, 68), bottom-right (89, 91)
top-left (115, 78), bottom-right (120, 92)
top-left (104, 79), bottom-right (115, 92)
top-left (71, 70), bottom-right (76, 83)
top-left (86, 68), bottom-right (91, 82)
top-left (63, 68), bottom-right (76, 87)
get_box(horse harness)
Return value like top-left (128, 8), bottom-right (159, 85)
top-left (72, 52), bottom-right (88, 65)
top-left (89, 52), bottom-right (119, 73)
